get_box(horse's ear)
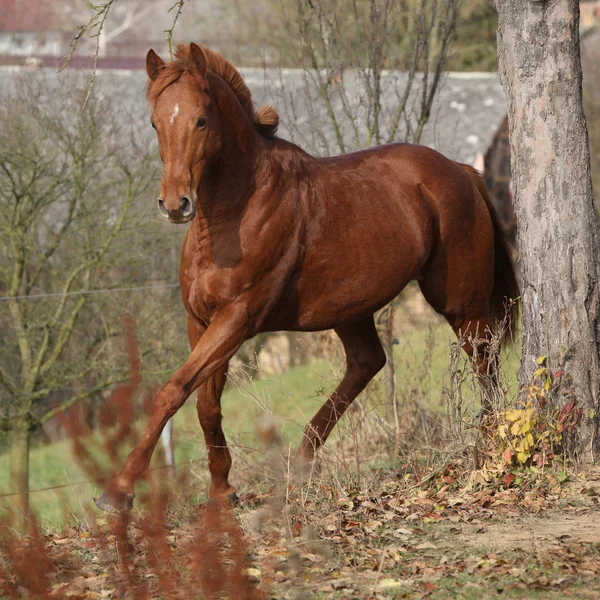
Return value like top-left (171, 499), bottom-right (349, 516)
top-left (146, 49), bottom-right (165, 82)
top-left (189, 42), bottom-right (207, 77)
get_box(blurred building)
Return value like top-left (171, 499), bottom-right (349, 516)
top-left (0, 0), bottom-right (65, 56)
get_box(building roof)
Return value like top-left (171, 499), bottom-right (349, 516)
top-left (0, 67), bottom-right (507, 164)
top-left (0, 0), bottom-right (63, 33)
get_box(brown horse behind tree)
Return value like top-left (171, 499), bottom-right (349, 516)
top-left (95, 43), bottom-right (518, 513)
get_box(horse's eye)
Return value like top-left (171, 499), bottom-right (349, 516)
top-left (197, 117), bottom-right (207, 129)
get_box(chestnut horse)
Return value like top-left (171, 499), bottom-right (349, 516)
top-left (95, 43), bottom-right (518, 513)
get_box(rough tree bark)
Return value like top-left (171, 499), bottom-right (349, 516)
top-left (495, 0), bottom-right (600, 459)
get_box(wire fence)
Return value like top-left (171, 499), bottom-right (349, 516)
top-left (0, 458), bottom-right (200, 499)
top-left (0, 282), bottom-right (185, 406)
top-left (0, 282), bottom-right (180, 302)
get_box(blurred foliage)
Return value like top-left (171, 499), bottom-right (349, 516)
top-left (229, 0), bottom-right (498, 72)
top-left (447, 0), bottom-right (498, 71)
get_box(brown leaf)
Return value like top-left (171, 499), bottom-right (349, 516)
top-left (503, 473), bottom-right (516, 487)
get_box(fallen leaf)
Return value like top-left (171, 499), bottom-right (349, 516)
top-left (377, 578), bottom-right (411, 590)
top-left (503, 473), bottom-right (516, 487)
top-left (416, 542), bottom-right (437, 550)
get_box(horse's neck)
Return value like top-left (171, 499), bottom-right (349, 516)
top-left (192, 151), bottom-right (262, 251)
top-left (192, 132), bottom-right (311, 242)
top-left (197, 141), bottom-right (263, 211)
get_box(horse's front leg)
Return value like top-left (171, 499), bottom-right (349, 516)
top-left (95, 304), bottom-right (248, 513)
top-left (196, 364), bottom-right (235, 501)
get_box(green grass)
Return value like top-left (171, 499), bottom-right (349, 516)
top-left (0, 324), bottom-right (520, 528)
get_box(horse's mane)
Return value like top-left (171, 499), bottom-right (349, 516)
top-left (146, 44), bottom-right (279, 137)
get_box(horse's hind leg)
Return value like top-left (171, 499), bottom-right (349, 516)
top-left (196, 364), bottom-right (236, 500)
top-left (419, 271), bottom-right (499, 413)
top-left (299, 316), bottom-right (386, 458)
top-left (447, 314), bottom-right (500, 412)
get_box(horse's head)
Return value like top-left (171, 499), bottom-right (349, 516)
top-left (146, 43), bottom-right (279, 224)
top-left (146, 43), bottom-right (219, 224)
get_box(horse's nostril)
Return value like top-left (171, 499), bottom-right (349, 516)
top-left (157, 198), bottom-right (169, 218)
top-left (180, 196), bottom-right (192, 215)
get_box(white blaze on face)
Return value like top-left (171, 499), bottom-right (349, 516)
top-left (169, 103), bottom-right (180, 126)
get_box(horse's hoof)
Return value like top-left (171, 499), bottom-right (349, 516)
top-left (94, 490), bottom-right (135, 514)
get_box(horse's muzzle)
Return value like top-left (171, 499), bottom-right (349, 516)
top-left (157, 196), bottom-right (195, 224)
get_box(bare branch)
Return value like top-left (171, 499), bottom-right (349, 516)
top-left (60, 0), bottom-right (117, 108)
top-left (0, 365), bottom-right (17, 396)
top-left (39, 175), bottom-right (134, 378)
top-left (39, 377), bottom-right (129, 425)
top-left (165, 0), bottom-right (186, 59)
top-left (101, 1), bottom-right (156, 47)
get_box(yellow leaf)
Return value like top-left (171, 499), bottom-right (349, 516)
top-left (505, 409), bottom-right (522, 422)
top-left (533, 367), bottom-right (547, 379)
top-left (517, 451), bottom-right (528, 464)
top-left (511, 421), bottom-right (521, 436)
top-left (527, 433), bottom-right (534, 448)
top-left (536, 355), bottom-right (547, 365)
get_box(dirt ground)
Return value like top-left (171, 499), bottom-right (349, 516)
top-left (2, 464), bottom-right (600, 599)
top-left (237, 468), bottom-right (600, 599)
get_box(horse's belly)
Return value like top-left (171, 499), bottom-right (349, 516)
top-left (266, 231), bottom-right (427, 332)
top-left (295, 266), bottom-right (417, 330)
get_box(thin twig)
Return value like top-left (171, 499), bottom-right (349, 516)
top-left (165, 0), bottom-right (186, 59)
top-left (60, 0), bottom-right (118, 109)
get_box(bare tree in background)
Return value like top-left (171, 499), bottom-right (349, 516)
top-left (495, 0), bottom-right (599, 459)
top-left (60, 0), bottom-right (184, 61)
top-left (0, 77), bottom-right (156, 519)
top-left (59, 0), bottom-right (187, 105)
top-left (270, 0), bottom-right (457, 155)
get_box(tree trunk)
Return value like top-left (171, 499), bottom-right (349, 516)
top-left (495, 0), bottom-right (600, 459)
top-left (8, 423), bottom-right (31, 523)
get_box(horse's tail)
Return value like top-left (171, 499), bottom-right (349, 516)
top-left (460, 163), bottom-right (520, 345)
